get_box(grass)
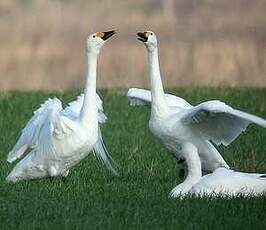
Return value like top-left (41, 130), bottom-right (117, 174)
top-left (0, 87), bottom-right (266, 229)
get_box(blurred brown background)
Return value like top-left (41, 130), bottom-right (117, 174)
top-left (1, 0), bottom-right (266, 91)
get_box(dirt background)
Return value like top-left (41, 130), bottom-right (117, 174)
top-left (1, 0), bottom-right (266, 91)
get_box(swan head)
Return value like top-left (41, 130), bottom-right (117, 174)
top-left (137, 31), bottom-right (158, 51)
top-left (86, 30), bottom-right (116, 54)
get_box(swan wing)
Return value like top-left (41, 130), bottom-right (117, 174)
top-left (127, 88), bottom-right (192, 109)
top-left (33, 99), bottom-right (76, 159)
top-left (192, 168), bottom-right (266, 196)
top-left (7, 98), bottom-right (70, 162)
top-left (93, 127), bottom-right (118, 175)
top-left (127, 88), bottom-right (151, 106)
top-left (62, 93), bottom-right (107, 124)
top-left (180, 100), bottom-right (266, 146)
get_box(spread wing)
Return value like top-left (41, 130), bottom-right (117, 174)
top-left (7, 98), bottom-right (75, 163)
top-left (8, 93), bottom-right (116, 174)
top-left (180, 100), bottom-right (266, 146)
top-left (127, 88), bottom-right (192, 110)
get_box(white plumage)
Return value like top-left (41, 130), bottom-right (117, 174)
top-left (170, 143), bottom-right (266, 197)
top-left (129, 31), bottom-right (266, 197)
top-left (6, 30), bottom-right (117, 182)
top-left (128, 88), bottom-right (191, 111)
top-left (190, 168), bottom-right (266, 197)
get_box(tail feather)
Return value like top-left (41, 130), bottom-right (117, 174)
top-left (93, 128), bottom-right (119, 176)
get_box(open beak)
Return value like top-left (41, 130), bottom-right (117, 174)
top-left (101, 30), bottom-right (116, 40)
top-left (137, 32), bottom-right (148, 42)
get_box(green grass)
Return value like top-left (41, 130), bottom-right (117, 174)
top-left (1, 88), bottom-right (266, 230)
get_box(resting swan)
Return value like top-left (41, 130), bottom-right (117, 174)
top-left (171, 143), bottom-right (266, 197)
top-left (7, 30), bottom-right (117, 182)
top-left (127, 31), bottom-right (266, 197)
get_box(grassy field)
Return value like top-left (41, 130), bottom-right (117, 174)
top-left (0, 88), bottom-right (266, 229)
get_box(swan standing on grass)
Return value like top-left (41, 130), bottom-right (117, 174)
top-left (128, 31), bottom-right (266, 197)
top-left (6, 30), bottom-right (117, 182)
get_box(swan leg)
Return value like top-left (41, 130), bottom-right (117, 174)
top-left (170, 183), bottom-right (190, 198)
top-left (170, 142), bottom-right (202, 198)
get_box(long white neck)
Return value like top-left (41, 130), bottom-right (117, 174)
top-left (178, 143), bottom-right (202, 193)
top-left (147, 47), bottom-right (169, 117)
top-left (80, 51), bottom-right (98, 125)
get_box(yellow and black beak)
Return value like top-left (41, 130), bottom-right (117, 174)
top-left (96, 30), bottom-right (116, 41)
top-left (137, 32), bottom-right (148, 42)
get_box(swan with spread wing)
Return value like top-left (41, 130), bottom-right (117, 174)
top-left (7, 30), bottom-right (117, 182)
top-left (128, 31), bottom-right (266, 197)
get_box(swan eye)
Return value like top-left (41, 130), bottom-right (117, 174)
top-left (93, 35), bottom-right (96, 38)
top-left (150, 33), bottom-right (153, 35)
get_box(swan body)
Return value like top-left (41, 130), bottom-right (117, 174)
top-left (191, 168), bottom-right (266, 197)
top-left (170, 143), bottom-right (266, 197)
top-left (129, 31), bottom-right (266, 196)
top-left (6, 31), bottom-right (117, 182)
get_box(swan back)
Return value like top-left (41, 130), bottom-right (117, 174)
top-left (191, 168), bottom-right (266, 197)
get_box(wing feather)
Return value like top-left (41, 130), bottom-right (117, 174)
top-left (93, 127), bottom-right (118, 175)
top-left (8, 93), bottom-right (110, 165)
top-left (62, 93), bottom-right (107, 124)
top-left (7, 98), bottom-right (63, 163)
top-left (127, 88), bottom-right (192, 110)
top-left (180, 100), bottom-right (266, 146)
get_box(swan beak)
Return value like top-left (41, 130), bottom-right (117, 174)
top-left (98, 30), bottom-right (116, 41)
top-left (137, 32), bottom-right (148, 42)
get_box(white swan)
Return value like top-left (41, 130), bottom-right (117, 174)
top-left (6, 30), bottom-right (117, 182)
top-left (171, 143), bottom-right (266, 197)
top-left (128, 31), bottom-right (266, 196)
